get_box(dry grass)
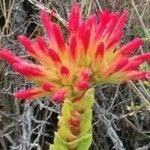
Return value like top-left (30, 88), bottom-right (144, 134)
top-left (0, 0), bottom-right (150, 150)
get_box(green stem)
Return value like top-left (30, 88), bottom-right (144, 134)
top-left (50, 88), bottom-right (95, 150)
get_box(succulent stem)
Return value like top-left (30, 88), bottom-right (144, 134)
top-left (50, 88), bottom-right (94, 150)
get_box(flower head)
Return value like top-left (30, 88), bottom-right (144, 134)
top-left (0, 4), bottom-right (150, 102)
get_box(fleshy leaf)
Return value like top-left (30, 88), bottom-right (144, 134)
top-left (73, 88), bottom-right (94, 112)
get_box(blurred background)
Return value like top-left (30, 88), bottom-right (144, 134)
top-left (0, 0), bottom-right (150, 150)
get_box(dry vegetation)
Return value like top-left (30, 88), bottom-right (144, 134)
top-left (0, 0), bottom-right (150, 150)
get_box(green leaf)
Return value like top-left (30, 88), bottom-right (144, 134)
top-left (52, 88), bottom-right (95, 150)
top-left (62, 99), bottom-right (72, 122)
top-left (73, 88), bottom-right (94, 111)
top-left (77, 133), bottom-right (92, 150)
top-left (51, 133), bottom-right (68, 150)
top-left (80, 110), bottom-right (92, 134)
top-left (58, 118), bottom-right (77, 141)
top-left (62, 133), bottom-right (92, 149)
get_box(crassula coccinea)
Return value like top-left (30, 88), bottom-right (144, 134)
top-left (0, 4), bottom-right (150, 102)
top-left (1, 3), bottom-right (150, 150)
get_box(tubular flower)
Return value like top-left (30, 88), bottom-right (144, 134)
top-left (0, 4), bottom-right (150, 102)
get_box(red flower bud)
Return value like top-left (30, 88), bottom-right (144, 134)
top-left (52, 89), bottom-right (67, 102)
top-left (42, 82), bottom-right (55, 91)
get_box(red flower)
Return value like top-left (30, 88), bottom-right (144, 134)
top-left (0, 4), bottom-right (150, 101)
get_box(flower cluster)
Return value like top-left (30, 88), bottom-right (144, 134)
top-left (0, 4), bottom-right (150, 102)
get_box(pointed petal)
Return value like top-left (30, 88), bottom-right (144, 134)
top-left (131, 53), bottom-right (150, 62)
top-left (95, 42), bottom-right (105, 58)
top-left (104, 14), bottom-right (119, 36)
top-left (115, 11), bottom-right (128, 32)
top-left (86, 14), bottom-right (97, 29)
top-left (96, 11), bottom-right (112, 39)
top-left (106, 11), bottom-right (127, 49)
top-left (41, 11), bottom-right (65, 52)
top-left (104, 59), bottom-right (129, 76)
top-left (69, 3), bottom-right (81, 33)
top-left (78, 21), bottom-right (91, 51)
top-left (123, 53), bottom-right (150, 70)
top-left (48, 48), bottom-right (61, 63)
top-left (120, 38), bottom-right (144, 55)
top-left (81, 27), bottom-right (91, 51)
top-left (107, 31), bottom-right (123, 49)
top-left (112, 59), bottom-right (129, 72)
top-left (18, 35), bottom-right (34, 55)
top-left (99, 11), bottom-right (112, 25)
top-left (126, 71), bottom-right (150, 80)
top-left (52, 23), bottom-right (65, 51)
top-left (0, 49), bottom-right (22, 64)
top-left (12, 62), bottom-right (47, 79)
top-left (69, 35), bottom-right (77, 60)
top-left (14, 87), bottom-right (48, 99)
top-left (40, 10), bottom-right (53, 39)
top-left (36, 36), bottom-right (48, 54)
